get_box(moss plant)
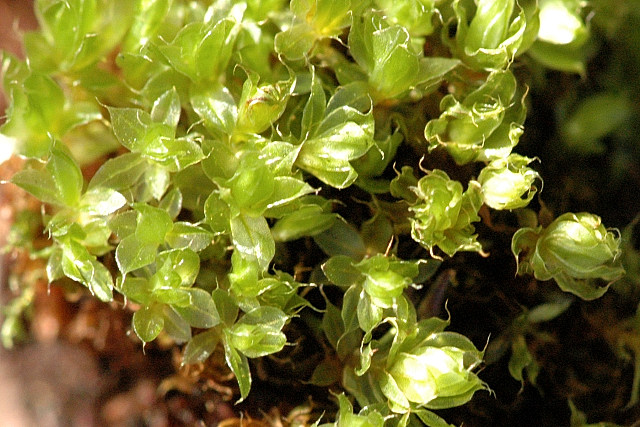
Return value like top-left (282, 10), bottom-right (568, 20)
top-left (0, 0), bottom-right (634, 425)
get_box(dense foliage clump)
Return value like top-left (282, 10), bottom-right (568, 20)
top-left (2, 0), bottom-right (639, 425)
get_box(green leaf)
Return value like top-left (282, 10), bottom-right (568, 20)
top-left (309, 358), bottom-right (341, 386)
top-left (228, 306), bottom-right (288, 358)
top-left (212, 288), bottom-right (239, 327)
top-left (274, 23), bottom-right (316, 60)
top-left (297, 104), bottom-right (374, 188)
top-left (79, 187), bottom-right (127, 216)
top-left (321, 301), bottom-right (345, 351)
top-left (162, 305), bottom-right (192, 344)
top-left (230, 213), bottom-right (275, 271)
top-left (123, 0), bottom-right (171, 52)
top-left (133, 304), bottom-right (165, 343)
top-left (117, 276), bottom-right (154, 305)
top-left (108, 210), bottom-right (138, 240)
top-left (172, 288), bottom-right (220, 328)
top-left (204, 193), bottom-right (231, 234)
top-left (141, 163), bottom-right (171, 200)
top-left (60, 239), bottom-right (114, 302)
top-left (165, 222), bottom-right (214, 251)
top-left (115, 234), bottom-right (157, 275)
top-left (151, 88), bottom-right (181, 129)
top-left (223, 330), bottom-right (252, 402)
top-left (236, 71), bottom-right (294, 135)
top-left (10, 168), bottom-right (62, 206)
top-left (190, 84), bottom-right (237, 137)
top-left (87, 152), bottom-right (148, 191)
top-left (156, 248), bottom-right (200, 287)
top-left (266, 177), bottom-right (315, 210)
top-left (322, 255), bottom-right (362, 288)
top-left (152, 287), bottom-right (192, 306)
top-left (107, 106), bottom-right (164, 152)
top-left (301, 67), bottom-right (326, 138)
top-left (314, 220), bottom-right (367, 260)
top-left (356, 292), bottom-right (383, 334)
top-left (133, 203), bottom-right (173, 245)
top-left (183, 329), bottom-right (220, 365)
top-left (508, 335), bottom-right (538, 384)
top-left (159, 188), bottom-right (183, 219)
top-left (46, 140), bottom-right (84, 206)
top-left (227, 154), bottom-right (275, 215)
top-left (271, 204), bottom-right (337, 241)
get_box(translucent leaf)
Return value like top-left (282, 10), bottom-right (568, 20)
top-left (271, 204), bottom-right (337, 241)
top-left (322, 255), bottom-right (362, 288)
top-left (79, 187), bottom-right (127, 216)
top-left (151, 87), bottom-right (181, 128)
top-left (165, 222), bottom-right (214, 252)
top-left (159, 188), bottom-right (183, 220)
top-left (117, 276), bottom-right (154, 305)
top-left (230, 213), bottom-right (275, 271)
top-left (314, 220), bottom-right (367, 260)
top-left (183, 329), bottom-right (220, 365)
top-left (46, 140), bottom-right (84, 206)
top-left (172, 288), bottom-right (220, 328)
top-left (204, 193), bottom-right (231, 234)
top-left (87, 152), bottom-right (148, 191)
top-left (115, 234), bottom-right (157, 274)
top-left (274, 23), bottom-right (316, 60)
top-left (356, 292), bottom-right (383, 334)
top-left (60, 239), bottom-right (114, 302)
top-left (223, 330), bottom-right (252, 402)
top-left (10, 168), bottom-right (62, 206)
top-left (301, 68), bottom-right (326, 138)
top-left (123, 0), bottom-right (171, 52)
top-left (162, 305), bottom-right (192, 344)
top-left (212, 288), bottom-right (239, 327)
top-left (228, 306), bottom-right (288, 358)
top-left (133, 304), bottom-right (165, 343)
top-left (190, 85), bottom-right (238, 137)
top-left (156, 248), bottom-right (200, 287)
top-left (152, 287), bottom-right (192, 306)
top-left (133, 203), bottom-right (173, 245)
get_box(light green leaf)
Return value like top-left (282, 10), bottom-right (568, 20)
top-left (271, 204), bottom-right (337, 241)
top-left (133, 304), bottom-right (165, 343)
top-left (60, 239), bottom-right (114, 302)
top-left (87, 152), bottom-right (148, 191)
top-left (229, 306), bottom-right (288, 358)
top-left (172, 288), bottom-right (220, 328)
top-left (230, 213), bottom-right (275, 271)
top-left (115, 234), bottom-right (157, 274)
top-left (183, 329), bottom-right (220, 365)
top-left (162, 305), bottom-right (191, 344)
top-left (151, 87), bottom-right (181, 129)
top-left (165, 222), bottom-right (214, 251)
top-left (79, 187), bottom-right (127, 216)
top-left (223, 330), bottom-right (252, 401)
top-left (212, 288), bottom-right (239, 327)
top-left (133, 203), bottom-right (173, 245)
top-left (46, 140), bottom-right (84, 206)
top-left (10, 168), bottom-right (62, 206)
top-left (274, 23), bottom-right (316, 60)
top-left (190, 85), bottom-right (238, 137)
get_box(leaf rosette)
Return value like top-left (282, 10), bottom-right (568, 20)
top-left (512, 212), bottom-right (625, 299)
top-left (408, 169), bottom-right (483, 257)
